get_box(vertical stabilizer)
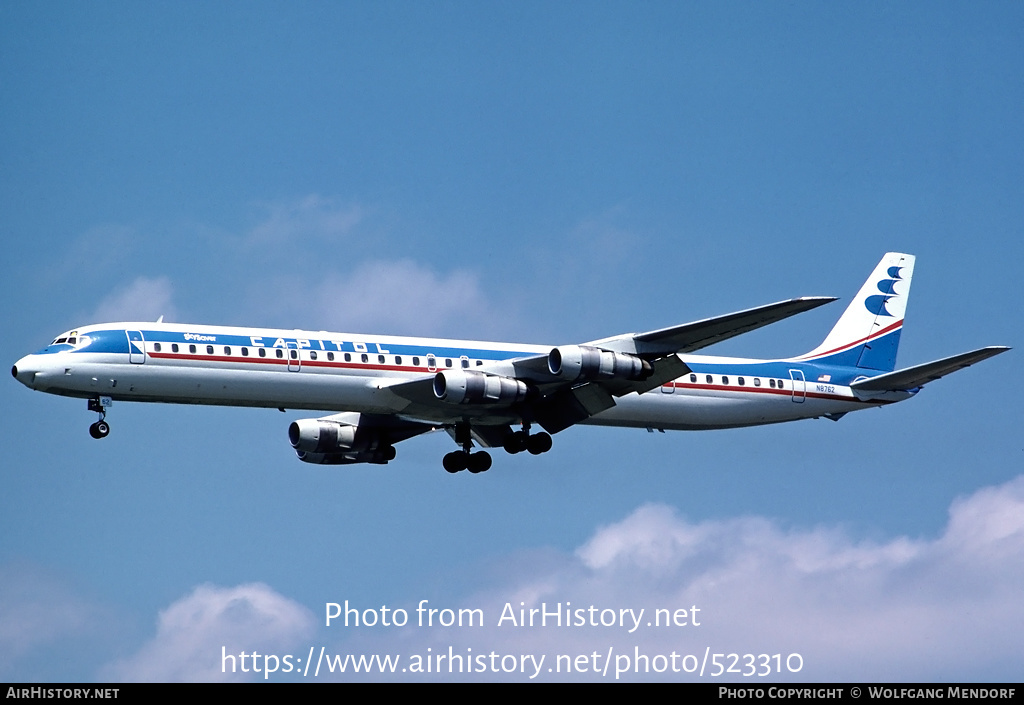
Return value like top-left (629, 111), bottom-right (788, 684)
top-left (797, 253), bottom-right (915, 371)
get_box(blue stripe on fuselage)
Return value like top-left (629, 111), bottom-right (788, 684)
top-left (137, 330), bottom-right (524, 361)
top-left (37, 326), bottom-right (885, 390)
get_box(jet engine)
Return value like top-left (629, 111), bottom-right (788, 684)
top-left (433, 370), bottom-right (528, 405)
top-left (548, 345), bottom-right (652, 382)
top-left (288, 417), bottom-right (396, 465)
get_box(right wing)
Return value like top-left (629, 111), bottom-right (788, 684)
top-left (588, 296), bottom-right (837, 356)
top-left (386, 297), bottom-right (837, 434)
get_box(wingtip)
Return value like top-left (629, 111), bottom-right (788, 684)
top-left (795, 296), bottom-right (839, 308)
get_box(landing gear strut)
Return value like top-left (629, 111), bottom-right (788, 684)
top-left (443, 423), bottom-right (492, 474)
top-left (87, 396), bottom-right (112, 439)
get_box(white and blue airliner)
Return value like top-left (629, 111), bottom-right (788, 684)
top-left (12, 253), bottom-right (1009, 473)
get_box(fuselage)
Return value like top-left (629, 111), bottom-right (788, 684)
top-left (12, 321), bottom-right (907, 432)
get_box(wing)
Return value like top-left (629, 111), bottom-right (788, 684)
top-left (851, 346), bottom-right (1010, 397)
top-left (589, 296), bottom-right (837, 355)
top-left (385, 297), bottom-right (836, 434)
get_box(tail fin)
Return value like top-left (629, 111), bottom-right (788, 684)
top-left (796, 253), bottom-right (915, 372)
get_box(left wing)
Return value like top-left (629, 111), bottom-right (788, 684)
top-left (386, 297), bottom-right (836, 433)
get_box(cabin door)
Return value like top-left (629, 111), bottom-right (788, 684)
top-left (788, 369), bottom-right (806, 403)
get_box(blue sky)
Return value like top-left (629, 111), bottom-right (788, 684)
top-left (2, 1), bottom-right (1021, 682)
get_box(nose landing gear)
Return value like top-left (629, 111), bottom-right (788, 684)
top-left (87, 397), bottom-right (112, 439)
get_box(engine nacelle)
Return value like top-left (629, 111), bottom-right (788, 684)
top-left (289, 418), bottom-right (359, 453)
top-left (548, 345), bottom-right (652, 382)
top-left (433, 369), bottom-right (528, 405)
top-left (288, 417), bottom-right (396, 465)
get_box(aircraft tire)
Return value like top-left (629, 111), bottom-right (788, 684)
top-left (443, 451), bottom-right (467, 473)
top-left (527, 432), bottom-right (552, 455)
top-left (468, 451), bottom-right (492, 473)
top-left (89, 421), bottom-right (110, 439)
top-left (503, 431), bottom-right (527, 454)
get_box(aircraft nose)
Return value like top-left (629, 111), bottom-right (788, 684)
top-left (12, 356), bottom-right (39, 388)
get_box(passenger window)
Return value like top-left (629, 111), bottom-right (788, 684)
top-left (224, 346), bottom-right (231, 355)
top-left (378, 354), bottom-right (385, 364)
top-left (769, 379), bottom-right (776, 388)
top-left (461, 358), bottom-right (469, 368)
top-left (154, 343), bottom-right (162, 352)
top-left (689, 373), bottom-right (697, 383)
top-left (344, 353), bottom-right (351, 362)
top-left (172, 343), bottom-right (179, 353)
top-left (446, 359), bottom-right (452, 367)
top-left (276, 349), bottom-right (284, 359)
top-left (753, 378), bottom-right (761, 387)
top-left (395, 356), bottom-right (402, 365)
top-left (206, 345), bottom-right (214, 354)
top-left (242, 347), bottom-right (249, 357)
top-left (738, 377), bottom-right (745, 386)
top-left (706, 374), bottom-right (713, 384)
top-left (290, 350), bottom-right (298, 359)
top-left (259, 348), bottom-right (266, 358)
top-left (722, 376), bottom-right (729, 385)
top-left (413, 356), bottom-right (421, 366)
top-left (189, 345), bottom-right (197, 353)
top-left (476, 360), bottom-right (483, 366)
top-left (361, 353), bottom-right (368, 363)
top-left (310, 351), bottom-right (317, 360)
top-left (327, 352), bottom-right (334, 361)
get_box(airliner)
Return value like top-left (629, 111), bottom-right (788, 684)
top-left (11, 253), bottom-right (1009, 473)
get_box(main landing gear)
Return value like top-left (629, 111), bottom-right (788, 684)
top-left (502, 426), bottom-right (552, 456)
top-left (443, 423), bottom-right (492, 474)
top-left (87, 397), bottom-right (112, 439)
top-left (443, 423), bottom-right (554, 473)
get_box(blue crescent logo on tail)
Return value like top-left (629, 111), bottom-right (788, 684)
top-left (865, 267), bottom-right (904, 317)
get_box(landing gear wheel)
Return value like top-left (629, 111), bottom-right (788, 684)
top-left (467, 451), bottom-right (492, 474)
top-left (526, 432), bottom-right (552, 455)
top-left (503, 430), bottom-right (529, 454)
top-left (89, 421), bottom-right (110, 439)
top-left (443, 451), bottom-right (468, 473)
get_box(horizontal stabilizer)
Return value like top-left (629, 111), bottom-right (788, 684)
top-left (851, 346), bottom-right (1010, 394)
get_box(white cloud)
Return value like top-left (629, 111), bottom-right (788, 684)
top-left (245, 258), bottom-right (504, 338)
top-left (326, 475), bottom-right (1024, 681)
top-left (102, 583), bottom-right (316, 682)
top-left (88, 477), bottom-right (1024, 682)
top-left (246, 195), bottom-right (363, 245)
top-left (0, 565), bottom-right (103, 676)
top-left (90, 276), bottom-right (178, 323)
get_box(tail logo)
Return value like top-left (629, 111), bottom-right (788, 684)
top-left (864, 266), bottom-right (905, 317)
